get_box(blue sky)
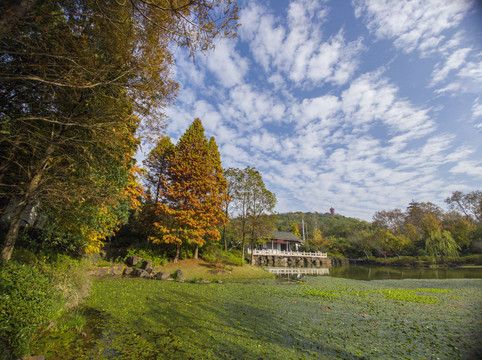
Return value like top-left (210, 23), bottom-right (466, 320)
top-left (156, 0), bottom-right (482, 221)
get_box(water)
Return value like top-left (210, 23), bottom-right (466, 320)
top-left (267, 265), bottom-right (482, 281)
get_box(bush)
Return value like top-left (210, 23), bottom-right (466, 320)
top-left (0, 261), bottom-right (63, 359)
top-left (125, 246), bottom-right (168, 267)
top-left (0, 250), bottom-right (91, 359)
top-left (201, 246), bottom-right (245, 266)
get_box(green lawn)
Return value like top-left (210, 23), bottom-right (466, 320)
top-left (33, 276), bottom-right (481, 359)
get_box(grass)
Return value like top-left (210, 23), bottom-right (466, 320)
top-left (32, 275), bottom-right (482, 359)
top-left (154, 259), bottom-right (274, 280)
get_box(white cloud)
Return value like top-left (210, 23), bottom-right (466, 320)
top-left (354, 0), bottom-right (473, 54)
top-left (204, 39), bottom-right (249, 88)
top-left (341, 73), bottom-right (434, 138)
top-left (473, 97), bottom-right (482, 119)
top-left (431, 47), bottom-right (471, 85)
top-left (450, 160), bottom-right (482, 178)
top-left (240, 1), bottom-right (362, 87)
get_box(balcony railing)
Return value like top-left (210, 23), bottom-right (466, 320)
top-left (252, 249), bottom-right (327, 258)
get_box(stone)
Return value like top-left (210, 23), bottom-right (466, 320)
top-left (175, 269), bottom-right (185, 282)
top-left (140, 260), bottom-right (153, 274)
top-left (22, 356), bottom-right (45, 360)
top-left (123, 267), bottom-right (133, 276)
top-left (153, 271), bottom-right (170, 280)
top-left (126, 256), bottom-right (143, 266)
top-left (91, 267), bottom-right (110, 276)
top-left (217, 280), bottom-right (223, 284)
top-left (131, 268), bottom-right (149, 278)
top-left (110, 265), bottom-right (124, 276)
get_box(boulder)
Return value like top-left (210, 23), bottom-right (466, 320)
top-left (131, 268), bottom-right (149, 278)
top-left (110, 265), bottom-right (124, 276)
top-left (140, 260), bottom-right (153, 274)
top-left (153, 271), bottom-right (170, 280)
top-left (123, 267), bottom-right (133, 276)
top-left (91, 267), bottom-right (110, 276)
top-left (175, 269), bottom-right (185, 282)
top-left (126, 256), bottom-right (143, 266)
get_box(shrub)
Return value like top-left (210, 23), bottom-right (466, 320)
top-left (201, 246), bottom-right (245, 266)
top-left (0, 261), bottom-right (64, 359)
top-left (0, 250), bottom-right (91, 359)
top-left (125, 247), bottom-right (168, 266)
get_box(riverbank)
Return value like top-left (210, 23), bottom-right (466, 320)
top-left (32, 275), bottom-right (482, 359)
top-left (345, 254), bottom-right (482, 267)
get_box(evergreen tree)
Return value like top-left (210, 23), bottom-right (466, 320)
top-left (147, 119), bottom-right (228, 262)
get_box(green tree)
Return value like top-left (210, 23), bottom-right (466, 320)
top-left (0, 0), bottom-right (239, 261)
top-left (227, 167), bottom-right (276, 262)
top-left (146, 119), bottom-right (228, 262)
top-left (445, 190), bottom-right (482, 223)
top-left (421, 214), bottom-right (460, 263)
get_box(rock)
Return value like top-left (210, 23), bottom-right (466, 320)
top-left (126, 256), bottom-right (143, 266)
top-left (110, 265), bottom-right (124, 276)
top-left (198, 280), bottom-right (211, 284)
top-left (175, 269), bottom-right (185, 282)
top-left (91, 267), bottom-right (110, 276)
top-left (153, 271), bottom-right (170, 280)
top-left (131, 268), bottom-right (149, 278)
top-left (140, 260), bottom-right (153, 274)
top-left (217, 280), bottom-right (223, 284)
top-left (123, 267), bottom-right (133, 276)
top-left (22, 356), bottom-right (45, 360)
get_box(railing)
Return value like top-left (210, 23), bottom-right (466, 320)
top-left (252, 249), bottom-right (328, 258)
top-left (267, 267), bottom-right (330, 275)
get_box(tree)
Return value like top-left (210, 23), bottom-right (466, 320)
top-left (445, 190), bottom-right (482, 223)
top-left (143, 137), bottom-right (175, 205)
top-left (309, 228), bottom-right (332, 252)
top-left (372, 209), bottom-right (405, 234)
top-left (421, 214), bottom-right (460, 263)
top-left (146, 119), bottom-right (228, 262)
top-left (0, 0), bottom-right (239, 261)
top-left (227, 167), bottom-right (276, 262)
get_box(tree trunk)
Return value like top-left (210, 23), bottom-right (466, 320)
top-left (363, 249), bottom-right (369, 260)
top-left (250, 240), bottom-right (255, 265)
top-left (1, 199), bottom-right (29, 261)
top-left (193, 244), bottom-right (199, 259)
top-left (222, 225), bottom-right (227, 252)
top-left (1, 143), bottom-right (53, 262)
top-left (241, 233), bottom-right (246, 262)
top-left (173, 244), bottom-right (180, 263)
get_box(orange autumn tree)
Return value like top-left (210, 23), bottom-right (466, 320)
top-left (146, 119), bottom-right (229, 262)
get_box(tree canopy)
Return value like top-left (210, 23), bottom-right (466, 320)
top-left (0, 0), bottom-right (239, 261)
top-left (143, 119), bottom-right (229, 262)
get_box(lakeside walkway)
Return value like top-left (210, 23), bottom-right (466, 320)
top-left (267, 267), bottom-right (330, 275)
top-left (252, 250), bottom-right (328, 258)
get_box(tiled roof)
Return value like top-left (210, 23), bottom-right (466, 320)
top-left (268, 231), bottom-right (303, 242)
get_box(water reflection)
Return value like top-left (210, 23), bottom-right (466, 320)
top-left (267, 265), bottom-right (482, 281)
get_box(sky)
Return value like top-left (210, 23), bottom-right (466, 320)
top-left (153, 0), bottom-right (482, 221)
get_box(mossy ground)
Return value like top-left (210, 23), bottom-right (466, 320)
top-left (32, 271), bottom-right (481, 360)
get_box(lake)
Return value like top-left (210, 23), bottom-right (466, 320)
top-left (267, 265), bottom-right (482, 280)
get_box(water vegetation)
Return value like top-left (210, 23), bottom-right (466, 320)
top-left (31, 275), bottom-right (481, 359)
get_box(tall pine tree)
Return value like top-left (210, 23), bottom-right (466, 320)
top-left (147, 119), bottom-right (228, 262)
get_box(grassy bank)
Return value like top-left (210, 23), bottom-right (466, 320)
top-left (154, 259), bottom-right (274, 280)
top-left (32, 275), bottom-right (481, 359)
top-left (362, 254), bottom-right (482, 267)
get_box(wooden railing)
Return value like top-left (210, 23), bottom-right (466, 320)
top-left (252, 249), bottom-right (328, 258)
top-left (267, 267), bottom-right (330, 275)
